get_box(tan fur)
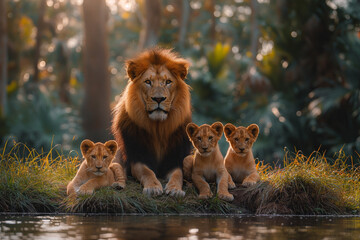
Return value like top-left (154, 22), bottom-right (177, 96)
top-left (111, 48), bottom-right (191, 196)
top-left (184, 122), bottom-right (234, 201)
top-left (224, 123), bottom-right (260, 187)
top-left (67, 140), bottom-right (126, 196)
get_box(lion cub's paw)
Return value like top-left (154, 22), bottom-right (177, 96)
top-left (164, 183), bottom-right (185, 197)
top-left (112, 181), bottom-right (125, 190)
top-left (218, 192), bottom-right (234, 202)
top-left (242, 181), bottom-right (256, 187)
top-left (143, 179), bottom-right (163, 196)
top-left (198, 191), bottom-right (213, 199)
top-left (77, 186), bottom-right (93, 195)
top-left (228, 181), bottom-right (236, 189)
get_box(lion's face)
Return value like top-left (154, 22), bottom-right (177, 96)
top-left (80, 140), bottom-right (118, 176)
top-left (186, 122), bottom-right (223, 156)
top-left (224, 124), bottom-right (259, 156)
top-left (139, 66), bottom-right (178, 121)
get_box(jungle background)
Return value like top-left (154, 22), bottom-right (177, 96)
top-left (0, 0), bottom-right (359, 163)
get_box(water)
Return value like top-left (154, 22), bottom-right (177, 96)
top-left (0, 214), bottom-right (359, 240)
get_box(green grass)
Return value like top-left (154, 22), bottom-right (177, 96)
top-left (232, 149), bottom-right (360, 215)
top-left (1, 142), bottom-right (359, 215)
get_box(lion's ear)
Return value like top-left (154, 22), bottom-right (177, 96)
top-left (169, 59), bottom-right (190, 80)
top-left (105, 140), bottom-right (118, 155)
top-left (247, 124), bottom-right (259, 140)
top-left (80, 139), bottom-right (94, 156)
top-left (186, 123), bottom-right (199, 139)
top-left (211, 122), bottom-right (223, 137)
top-left (224, 123), bottom-right (236, 139)
top-left (126, 60), bottom-right (137, 80)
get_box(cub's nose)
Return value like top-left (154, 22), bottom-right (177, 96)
top-left (96, 166), bottom-right (102, 170)
top-left (202, 147), bottom-right (208, 151)
top-left (238, 147), bottom-right (245, 152)
top-left (152, 97), bottom-right (166, 103)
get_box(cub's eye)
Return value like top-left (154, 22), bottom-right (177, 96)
top-left (197, 137), bottom-right (201, 141)
top-left (103, 156), bottom-right (107, 160)
top-left (91, 155), bottom-right (96, 159)
top-left (234, 138), bottom-right (239, 142)
top-left (145, 80), bottom-right (151, 85)
top-left (245, 138), bottom-right (250, 142)
top-left (165, 79), bottom-right (172, 85)
top-left (209, 136), bottom-right (213, 140)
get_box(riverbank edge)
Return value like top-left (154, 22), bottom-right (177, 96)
top-left (1, 144), bottom-right (359, 215)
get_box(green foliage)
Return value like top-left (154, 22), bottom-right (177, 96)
top-left (2, 0), bottom-right (360, 162)
top-left (2, 87), bottom-right (82, 152)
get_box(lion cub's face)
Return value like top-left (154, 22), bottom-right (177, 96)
top-left (138, 66), bottom-right (177, 121)
top-left (186, 122), bottom-right (223, 156)
top-left (224, 124), bottom-right (259, 156)
top-left (80, 139), bottom-right (118, 176)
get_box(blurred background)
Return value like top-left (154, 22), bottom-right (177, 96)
top-left (0, 0), bottom-right (359, 163)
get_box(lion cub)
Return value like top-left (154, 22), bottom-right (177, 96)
top-left (224, 123), bottom-right (260, 187)
top-left (183, 122), bottom-right (234, 201)
top-left (67, 139), bottom-right (126, 195)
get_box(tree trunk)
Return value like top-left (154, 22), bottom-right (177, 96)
top-left (176, 0), bottom-right (190, 52)
top-left (0, 0), bottom-right (7, 117)
top-left (56, 41), bottom-right (70, 104)
top-left (33, 0), bottom-right (46, 83)
top-left (138, 0), bottom-right (162, 49)
top-left (249, 0), bottom-right (259, 62)
top-left (82, 0), bottom-right (111, 142)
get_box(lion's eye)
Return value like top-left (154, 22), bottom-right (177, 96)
top-left (245, 138), bottom-right (250, 142)
top-left (197, 137), bottom-right (201, 141)
top-left (91, 155), bottom-right (96, 159)
top-left (234, 138), bottom-right (239, 142)
top-left (103, 156), bottom-right (107, 160)
top-left (145, 80), bottom-right (151, 85)
top-left (209, 136), bottom-right (213, 140)
top-left (165, 79), bottom-right (172, 85)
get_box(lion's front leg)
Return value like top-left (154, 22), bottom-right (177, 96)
top-left (165, 168), bottom-right (185, 197)
top-left (131, 162), bottom-right (163, 196)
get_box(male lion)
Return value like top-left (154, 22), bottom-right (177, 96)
top-left (111, 48), bottom-right (192, 197)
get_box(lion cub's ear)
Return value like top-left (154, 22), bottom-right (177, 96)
top-left (224, 123), bottom-right (236, 139)
top-left (80, 139), bottom-right (95, 156)
top-left (211, 122), bottom-right (224, 138)
top-left (186, 123), bottom-right (199, 139)
top-left (105, 140), bottom-right (118, 155)
top-left (247, 124), bottom-right (260, 140)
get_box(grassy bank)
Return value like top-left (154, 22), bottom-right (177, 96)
top-left (0, 143), bottom-right (359, 215)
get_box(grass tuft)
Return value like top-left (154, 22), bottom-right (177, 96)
top-left (231, 150), bottom-right (360, 214)
top-left (1, 143), bottom-right (359, 215)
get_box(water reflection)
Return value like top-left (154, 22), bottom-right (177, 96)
top-left (0, 215), bottom-right (359, 240)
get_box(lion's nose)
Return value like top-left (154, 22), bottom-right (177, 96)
top-left (152, 97), bottom-right (166, 103)
top-left (96, 166), bottom-right (102, 170)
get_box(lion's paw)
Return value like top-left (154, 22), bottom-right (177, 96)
top-left (143, 179), bottom-right (163, 196)
top-left (165, 183), bottom-right (185, 197)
